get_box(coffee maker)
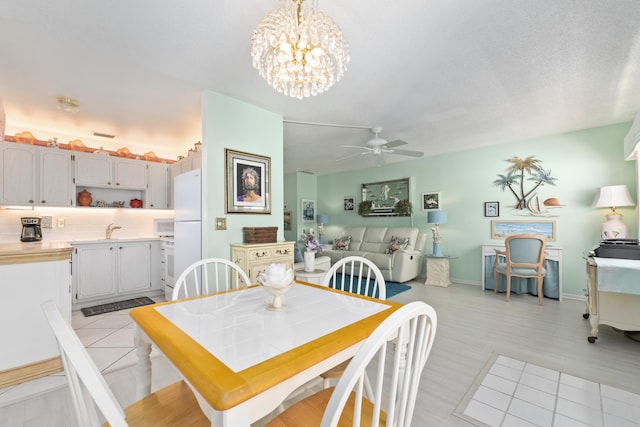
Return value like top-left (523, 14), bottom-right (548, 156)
top-left (21, 217), bottom-right (43, 242)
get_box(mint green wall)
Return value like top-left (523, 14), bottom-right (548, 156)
top-left (315, 122), bottom-right (637, 298)
top-left (283, 172), bottom-right (318, 242)
top-left (201, 91), bottom-right (284, 258)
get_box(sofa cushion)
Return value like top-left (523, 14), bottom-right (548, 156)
top-left (364, 252), bottom-right (394, 271)
top-left (334, 235), bottom-right (352, 250)
top-left (294, 246), bottom-right (304, 263)
top-left (341, 227), bottom-right (367, 251)
top-left (359, 227), bottom-right (389, 253)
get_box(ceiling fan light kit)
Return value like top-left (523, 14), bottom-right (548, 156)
top-left (251, 0), bottom-right (350, 99)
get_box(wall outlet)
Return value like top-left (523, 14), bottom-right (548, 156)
top-left (57, 218), bottom-right (65, 228)
top-left (41, 216), bottom-right (52, 229)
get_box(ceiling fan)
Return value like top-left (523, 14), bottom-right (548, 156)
top-left (283, 120), bottom-right (424, 165)
top-left (338, 126), bottom-right (424, 164)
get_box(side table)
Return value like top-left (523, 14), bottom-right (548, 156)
top-left (295, 269), bottom-right (327, 285)
top-left (425, 256), bottom-right (453, 287)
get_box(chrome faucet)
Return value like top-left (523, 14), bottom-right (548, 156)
top-left (106, 223), bottom-right (122, 239)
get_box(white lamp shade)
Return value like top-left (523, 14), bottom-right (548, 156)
top-left (427, 211), bottom-right (448, 224)
top-left (592, 185), bottom-right (635, 209)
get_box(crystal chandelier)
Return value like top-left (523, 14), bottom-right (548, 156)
top-left (251, 0), bottom-right (350, 99)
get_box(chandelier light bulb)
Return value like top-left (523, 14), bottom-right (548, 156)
top-left (251, 0), bottom-right (350, 99)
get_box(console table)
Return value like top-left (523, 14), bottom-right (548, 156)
top-left (584, 256), bottom-right (640, 343)
top-left (481, 243), bottom-right (563, 301)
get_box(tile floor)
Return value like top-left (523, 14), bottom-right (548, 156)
top-left (462, 355), bottom-right (640, 427)
top-left (0, 296), bottom-right (168, 410)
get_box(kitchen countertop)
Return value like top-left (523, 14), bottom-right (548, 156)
top-left (68, 237), bottom-right (162, 244)
top-left (0, 241), bottom-right (73, 265)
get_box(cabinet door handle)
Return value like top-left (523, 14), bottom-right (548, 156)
top-left (41, 200), bottom-right (46, 204)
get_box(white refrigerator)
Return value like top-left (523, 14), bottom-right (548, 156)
top-left (173, 168), bottom-right (202, 295)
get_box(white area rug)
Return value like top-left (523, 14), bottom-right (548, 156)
top-left (454, 353), bottom-right (640, 427)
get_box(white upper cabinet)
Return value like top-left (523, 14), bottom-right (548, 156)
top-left (146, 163), bottom-right (168, 209)
top-left (114, 158), bottom-right (147, 189)
top-left (74, 152), bottom-right (113, 187)
top-left (0, 142), bottom-right (36, 205)
top-left (39, 148), bottom-right (73, 206)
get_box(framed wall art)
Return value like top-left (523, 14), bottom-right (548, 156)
top-left (343, 196), bottom-right (355, 212)
top-left (225, 149), bottom-right (271, 214)
top-left (360, 177), bottom-right (410, 216)
top-left (491, 219), bottom-right (556, 242)
top-left (484, 201), bottom-right (499, 217)
top-left (421, 192), bottom-right (441, 211)
top-left (301, 199), bottom-right (316, 222)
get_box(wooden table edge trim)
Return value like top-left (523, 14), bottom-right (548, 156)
top-left (130, 282), bottom-right (401, 411)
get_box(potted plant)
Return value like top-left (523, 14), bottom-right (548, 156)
top-left (358, 200), bottom-right (373, 216)
top-left (395, 199), bottom-right (413, 216)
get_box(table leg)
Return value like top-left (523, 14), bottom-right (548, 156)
top-left (134, 325), bottom-right (152, 399)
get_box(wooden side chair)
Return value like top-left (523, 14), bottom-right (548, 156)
top-left (266, 301), bottom-right (438, 427)
top-left (494, 234), bottom-right (547, 304)
top-left (41, 300), bottom-right (209, 427)
top-left (172, 257), bottom-right (251, 300)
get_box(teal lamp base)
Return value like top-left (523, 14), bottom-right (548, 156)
top-left (432, 242), bottom-right (444, 257)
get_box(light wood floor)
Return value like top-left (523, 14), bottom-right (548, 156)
top-left (1, 282), bottom-right (638, 426)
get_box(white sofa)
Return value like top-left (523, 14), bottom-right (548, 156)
top-left (323, 226), bottom-right (426, 283)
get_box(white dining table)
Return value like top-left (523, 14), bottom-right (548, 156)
top-left (130, 281), bottom-right (401, 426)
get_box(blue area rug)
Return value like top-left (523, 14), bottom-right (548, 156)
top-left (328, 275), bottom-right (411, 298)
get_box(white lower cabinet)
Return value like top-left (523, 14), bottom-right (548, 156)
top-left (72, 240), bottom-right (160, 306)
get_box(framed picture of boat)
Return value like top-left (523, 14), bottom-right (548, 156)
top-left (484, 201), bottom-right (499, 217)
top-left (491, 219), bottom-right (556, 242)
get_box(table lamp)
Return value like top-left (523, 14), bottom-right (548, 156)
top-left (317, 214), bottom-right (330, 244)
top-left (592, 185), bottom-right (636, 239)
top-left (427, 211), bottom-right (448, 257)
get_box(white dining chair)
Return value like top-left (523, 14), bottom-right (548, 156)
top-left (41, 300), bottom-right (209, 427)
top-left (321, 255), bottom-right (386, 299)
top-left (172, 257), bottom-right (251, 300)
top-left (319, 256), bottom-right (387, 394)
top-left (266, 301), bottom-right (438, 427)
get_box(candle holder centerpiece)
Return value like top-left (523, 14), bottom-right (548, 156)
top-left (258, 263), bottom-right (294, 311)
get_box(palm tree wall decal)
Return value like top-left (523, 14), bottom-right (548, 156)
top-left (493, 156), bottom-right (558, 210)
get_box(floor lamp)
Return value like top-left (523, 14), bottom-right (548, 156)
top-left (427, 211), bottom-right (448, 257)
top-left (592, 185), bottom-right (635, 239)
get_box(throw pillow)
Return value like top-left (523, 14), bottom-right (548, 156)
top-left (294, 246), bottom-right (303, 263)
top-left (334, 235), bottom-right (351, 251)
top-left (394, 236), bottom-right (411, 250)
top-left (385, 236), bottom-right (411, 254)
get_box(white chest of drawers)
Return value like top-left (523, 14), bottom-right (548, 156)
top-left (231, 242), bottom-right (295, 284)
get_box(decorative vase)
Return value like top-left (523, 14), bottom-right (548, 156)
top-left (77, 189), bottom-right (92, 207)
top-left (304, 250), bottom-right (315, 272)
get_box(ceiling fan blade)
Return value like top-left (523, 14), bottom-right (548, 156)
top-left (384, 139), bottom-right (408, 148)
top-left (336, 151), bottom-right (370, 162)
top-left (341, 145), bottom-right (371, 151)
top-left (389, 149), bottom-right (424, 158)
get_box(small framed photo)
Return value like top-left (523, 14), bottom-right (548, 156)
top-left (343, 196), bottom-right (355, 212)
top-left (484, 201), bottom-right (499, 217)
top-left (225, 149), bottom-right (271, 214)
top-left (301, 199), bottom-right (316, 222)
top-left (421, 192), bottom-right (441, 211)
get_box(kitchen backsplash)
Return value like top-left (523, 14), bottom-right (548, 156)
top-left (0, 207), bottom-right (173, 242)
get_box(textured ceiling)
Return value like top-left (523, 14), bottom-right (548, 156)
top-left (1, 1), bottom-right (639, 175)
